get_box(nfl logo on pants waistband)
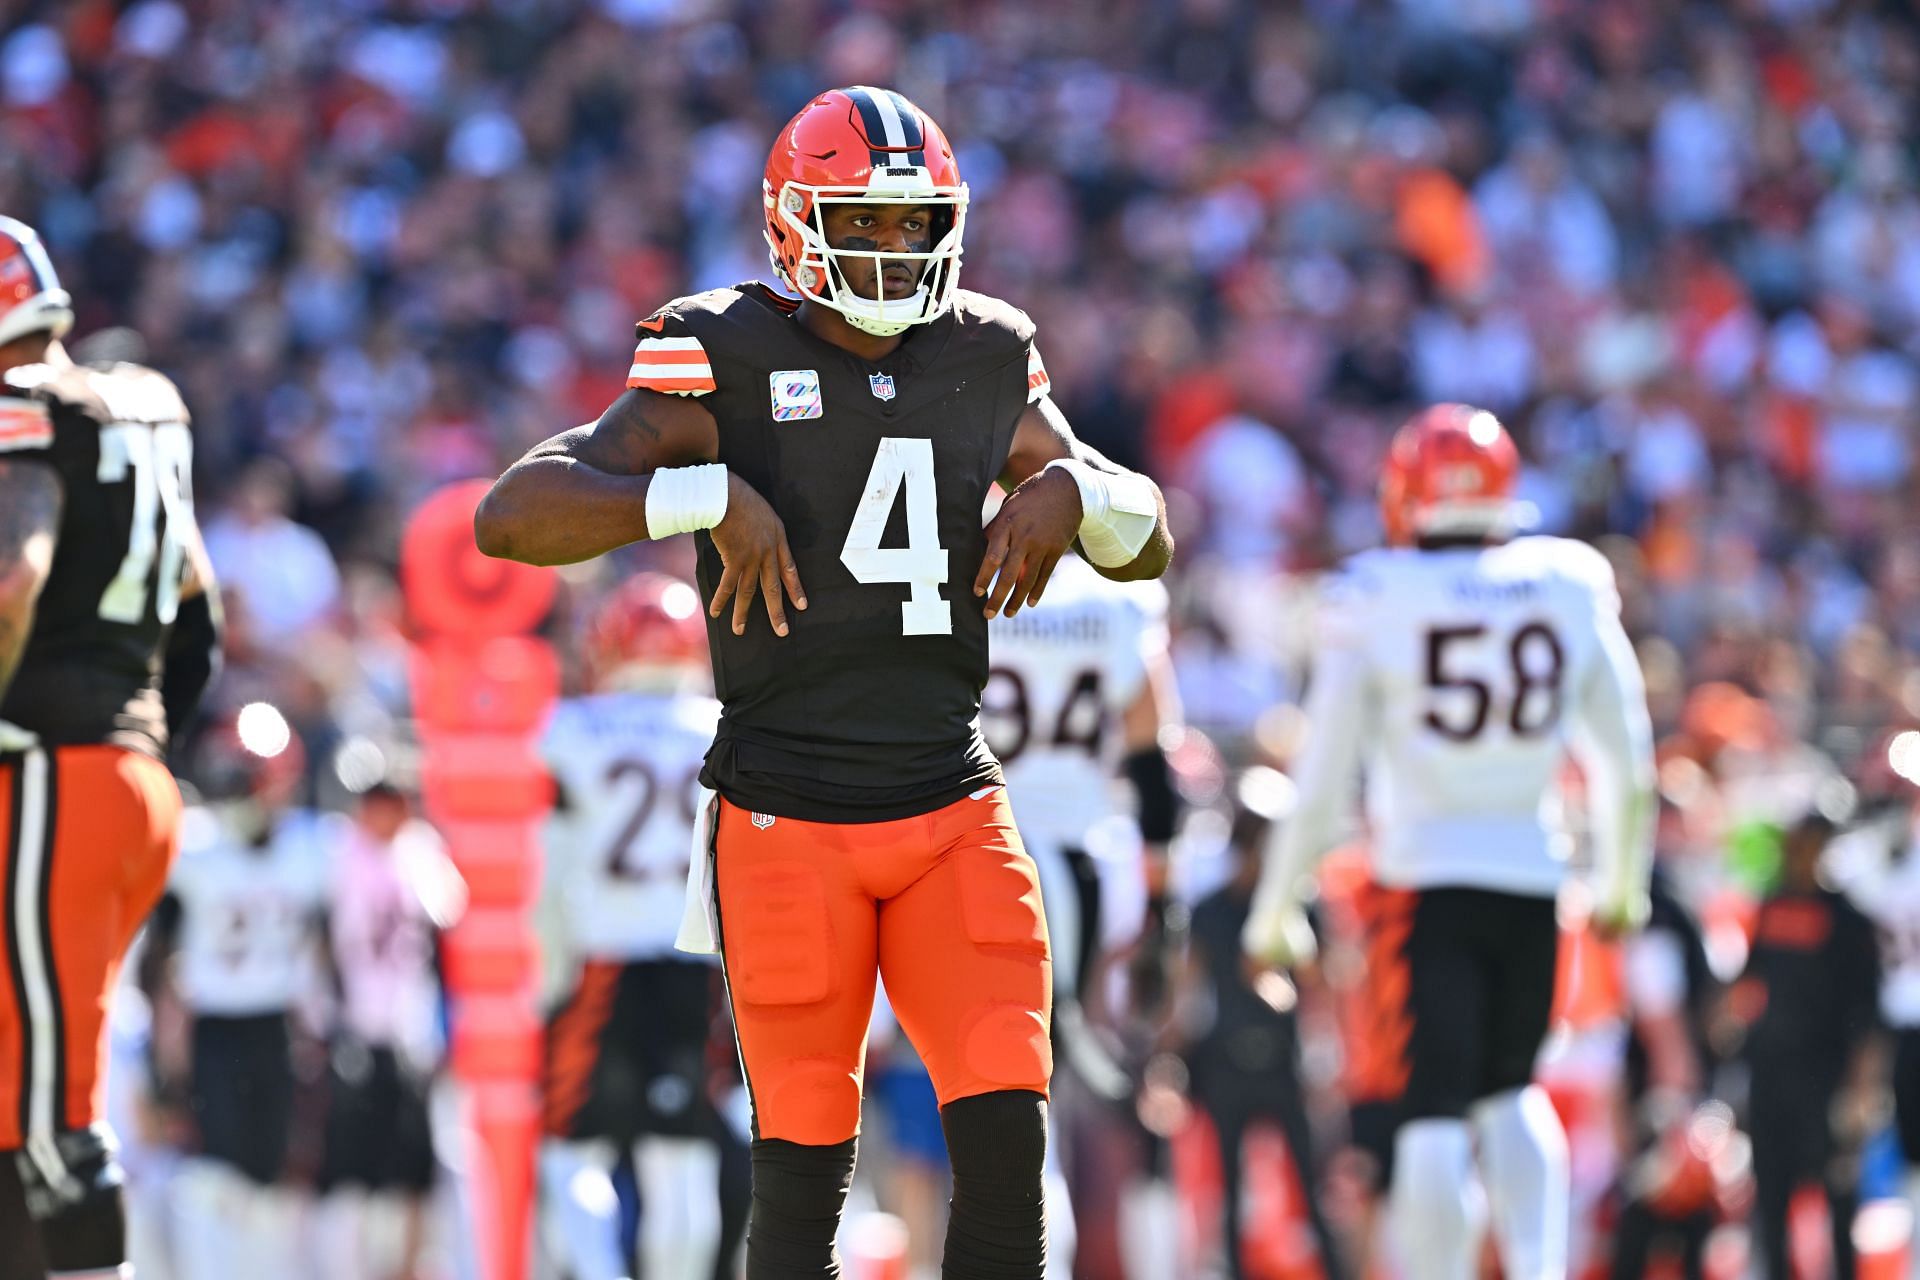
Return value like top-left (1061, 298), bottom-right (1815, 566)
top-left (751, 812), bottom-right (776, 829)
top-left (868, 372), bottom-right (896, 401)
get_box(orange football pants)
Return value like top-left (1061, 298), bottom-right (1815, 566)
top-left (713, 790), bottom-right (1052, 1146)
top-left (0, 746), bottom-right (181, 1151)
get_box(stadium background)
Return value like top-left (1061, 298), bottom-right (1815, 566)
top-left (7, 0), bottom-right (1920, 1275)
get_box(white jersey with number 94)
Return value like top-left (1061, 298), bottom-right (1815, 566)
top-left (985, 558), bottom-right (1168, 855)
top-left (540, 691), bottom-right (720, 961)
top-left (1284, 535), bottom-right (1651, 897)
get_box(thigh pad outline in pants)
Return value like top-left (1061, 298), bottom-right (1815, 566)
top-left (879, 793), bottom-right (1053, 1107)
top-left (714, 803), bottom-right (878, 1147)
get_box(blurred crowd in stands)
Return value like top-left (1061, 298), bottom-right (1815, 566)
top-left (9, 0), bottom-right (1920, 1274)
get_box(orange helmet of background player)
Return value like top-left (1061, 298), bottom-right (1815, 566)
top-left (192, 701), bottom-right (306, 812)
top-left (1379, 402), bottom-right (1520, 545)
top-left (0, 216), bottom-right (73, 348)
top-left (763, 86), bottom-right (968, 337)
top-left (585, 573), bottom-right (709, 693)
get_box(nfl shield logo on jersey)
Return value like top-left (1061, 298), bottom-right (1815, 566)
top-left (868, 372), bottom-right (896, 401)
top-left (769, 370), bottom-right (823, 422)
top-left (751, 812), bottom-right (776, 830)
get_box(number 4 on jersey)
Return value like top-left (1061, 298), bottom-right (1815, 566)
top-left (840, 437), bottom-right (952, 636)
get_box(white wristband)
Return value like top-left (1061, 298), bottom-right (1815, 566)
top-left (1043, 457), bottom-right (1158, 568)
top-left (645, 464), bottom-right (730, 538)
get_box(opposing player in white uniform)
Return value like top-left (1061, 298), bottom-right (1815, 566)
top-left (149, 703), bottom-right (329, 1280)
top-left (536, 573), bottom-right (730, 1280)
top-left (316, 780), bottom-right (464, 1280)
top-left (1244, 405), bottom-right (1655, 1280)
top-left (985, 554), bottom-right (1184, 1280)
top-left (986, 555), bottom-right (1179, 1018)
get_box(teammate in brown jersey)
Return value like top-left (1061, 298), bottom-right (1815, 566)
top-left (479, 88), bottom-right (1173, 1278)
top-left (0, 216), bottom-right (221, 1280)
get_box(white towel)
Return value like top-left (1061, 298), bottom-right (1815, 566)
top-left (674, 789), bottom-right (722, 955)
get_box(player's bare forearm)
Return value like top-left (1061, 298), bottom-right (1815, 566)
top-left (0, 460), bottom-right (61, 696)
top-left (475, 435), bottom-right (655, 565)
top-left (1001, 396), bottom-right (1173, 582)
top-left (475, 389), bottom-right (718, 565)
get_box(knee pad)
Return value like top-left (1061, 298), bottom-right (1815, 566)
top-left (759, 1057), bottom-right (863, 1147)
top-left (746, 1137), bottom-right (857, 1280)
top-left (962, 1002), bottom-right (1053, 1092)
top-left (14, 1127), bottom-right (127, 1273)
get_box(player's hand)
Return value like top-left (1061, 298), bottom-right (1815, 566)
top-left (0, 720), bottom-right (37, 752)
top-left (975, 467), bottom-right (1082, 619)
top-left (1589, 889), bottom-right (1651, 942)
top-left (1242, 897), bottom-right (1317, 971)
top-left (708, 472), bottom-right (807, 637)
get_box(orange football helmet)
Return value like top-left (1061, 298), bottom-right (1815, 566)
top-left (0, 217), bottom-right (72, 348)
top-left (1379, 403), bottom-right (1520, 545)
top-left (584, 573), bottom-right (709, 693)
top-left (1637, 1100), bottom-right (1749, 1220)
top-left (763, 86), bottom-right (968, 337)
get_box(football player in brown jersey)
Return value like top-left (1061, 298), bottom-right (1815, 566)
top-left (0, 216), bottom-right (221, 1280)
top-left (479, 88), bottom-right (1171, 1279)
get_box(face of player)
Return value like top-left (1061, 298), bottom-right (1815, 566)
top-left (1780, 824), bottom-right (1829, 891)
top-left (356, 790), bottom-right (408, 843)
top-left (0, 330), bottom-right (54, 376)
top-left (821, 203), bottom-right (933, 303)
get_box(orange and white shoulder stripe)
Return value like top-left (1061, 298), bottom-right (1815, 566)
top-left (1025, 343), bottom-right (1050, 404)
top-left (0, 397), bottom-right (51, 452)
top-left (627, 334), bottom-right (717, 396)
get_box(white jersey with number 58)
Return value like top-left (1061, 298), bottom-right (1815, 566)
top-left (1281, 536), bottom-right (1652, 898)
top-left (540, 691), bottom-right (720, 961)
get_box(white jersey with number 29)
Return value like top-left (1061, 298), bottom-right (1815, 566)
top-left (1278, 536), bottom-right (1653, 899)
top-left (540, 691), bottom-right (720, 962)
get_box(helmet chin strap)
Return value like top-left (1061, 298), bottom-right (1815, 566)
top-left (822, 281), bottom-right (933, 337)
top-left (841, 307), bottom-right (919, 337)
top-left (810, 242), bottom-right (933, 336)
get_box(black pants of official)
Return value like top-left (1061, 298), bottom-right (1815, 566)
top-left (1200, 1073), bottom-right (1348, 1280)
top-left (1610, 1199), bottom-right (1713, 1280)
top-left (1750, 1068), bottom-right (1856, 1280)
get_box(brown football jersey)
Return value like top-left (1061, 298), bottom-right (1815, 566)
top-left (0, 360), bottom-right (196, 758)
top-left (626, 283), bottom-right (1053, 822)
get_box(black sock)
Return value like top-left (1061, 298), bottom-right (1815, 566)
top-left (941, 1089), bottom-right (1048, 1280)
top-left (746, 1136), bottom-right (858, 1279)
